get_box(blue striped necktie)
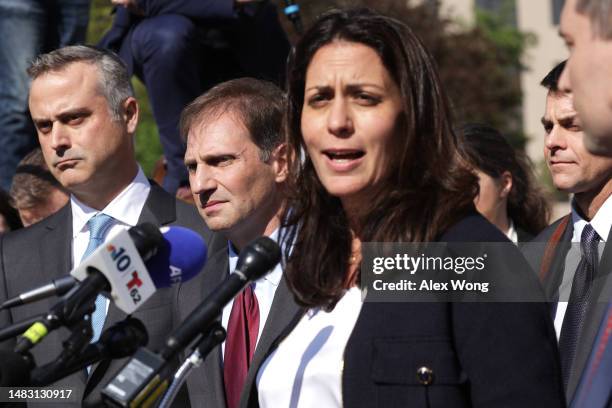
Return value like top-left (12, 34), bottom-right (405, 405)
top-left (81, 213), bottom-right (114, 344)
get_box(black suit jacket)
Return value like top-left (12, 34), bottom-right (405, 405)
top-left (522, 215), bottom-right (612, 405)
top-left (0, 183), bottom-right (211, 406)
top-left (244, 212), bottom-right (566, 408)
top-left (175, 231), bottom-right (302, 408)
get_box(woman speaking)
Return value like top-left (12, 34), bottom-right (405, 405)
top-left (249, 8), bottom-right (564, 408)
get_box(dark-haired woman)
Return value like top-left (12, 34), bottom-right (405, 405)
top-left (461, 123), bottom-right (550, 243)
top-left (247, 8), bottom-right (564, 408)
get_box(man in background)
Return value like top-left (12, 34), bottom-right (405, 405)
top-left (179, 78), bottom-right (300, 408)
top-left (10, 148), bottom-right (69, 227)
top-left (523, 60), bottom-right (612, 406)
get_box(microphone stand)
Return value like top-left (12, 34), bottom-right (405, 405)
top-left (14, 269), bottom-right (100, 354)
top-left (29, 319), bottom-right (92, 385)
top-left (30, 317), bottom-right (147, 386)
top-left (158, 324), bottom-right (226, 408)
top-left (0, 314), bottom-right (45, 342)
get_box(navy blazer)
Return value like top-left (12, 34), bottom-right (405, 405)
top-left (244, 212), bottom-right (566, 408)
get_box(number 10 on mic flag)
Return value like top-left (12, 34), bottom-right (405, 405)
top-left (71, 228), bottom-right (156, 314)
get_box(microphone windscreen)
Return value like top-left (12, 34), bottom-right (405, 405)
top-left (0, 351), bottom-right (31, 386)
top-left (128, 223), bottom-right (166, 261)
top-left (147, 226), bottom-right (207, 288)
top-left (237, 236), bottom-right (281, 281)
top-left (100, 317), bottom-right (149, 358)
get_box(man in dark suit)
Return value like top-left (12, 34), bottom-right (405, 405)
top-left (180, 78), bottom-right (301, 408)
top-left (0, 45), bottom-right (210, 406)
top-left (99, 0), bottom-right (290, 196)
top-left (523, 60), bottom-right (612, 406)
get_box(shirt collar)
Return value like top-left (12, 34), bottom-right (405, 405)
top-left (506, 219), bottom-right (518, 244)
top-left (228, 228), bottom-right (283, 286)
top-left (71, 167), bottom-right (151, 237)
top-left (571, 193), bottom-right (612, 242)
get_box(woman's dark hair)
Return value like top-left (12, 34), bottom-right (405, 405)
top-left (460, 123), bottom-right (550, 235)
top-left (0, 189), bottom-right (22, 232)
top-left (282, 8), bottom-right (478, 309)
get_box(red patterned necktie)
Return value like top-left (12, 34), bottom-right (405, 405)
top-left (223, 284), bottom-right (260, 408)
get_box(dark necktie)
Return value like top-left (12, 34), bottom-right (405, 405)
top-left (559, 223), bottom-right (601, 388)
top-left (223, 284), bottom-right (260, 408)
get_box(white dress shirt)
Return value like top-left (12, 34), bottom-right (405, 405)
top-left (220, 228), bottom-right (284, 359)
top-left (554, 194), bottom-right (611, 339)
top-left (70, 167), bottom-right (151, 313)
top-left (256, 287), bottom-right (363, 408)
top-left (506, 219), bottom-right (518, 245)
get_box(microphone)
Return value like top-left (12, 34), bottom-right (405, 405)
top-left (101, 236), bottom-right (281, 408)
top-left (146, 226), bottom-right (207, 288)
top-left (283, 0), bottom-right (303, 34)
top-left (29, 318), bottom-right (148, 386)
top-left (0, 276), bottom-right (75, 310)
top-left (162, 236), bottom-right (280, 360)
top-left (15, 224), bottom-right (207, 353)
top-left (1, 226), bottom-right (206, 310)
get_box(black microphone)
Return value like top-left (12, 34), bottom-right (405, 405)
top-left (29, 318), bottom-right (148, 386)
top-left (162, 236), bottom-right (280, 360)
top-left (0, 275), bottom-right (76, 310)
top-left (283, 0), bottom-right (303, 34)
top-left (14, 223), bottom-right (164, 353)
top-left (101, 236), bottom-right (280, 408)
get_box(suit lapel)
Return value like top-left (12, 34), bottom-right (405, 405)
top-left (179, 233), bottom-right (228, 407)
top-left (137, 182), bottom-right (177, 226)
top-left (249, 277), bottom-right (301, 372)
top-left (567, 224), bottom-right (612, 401)
top-left (545, 222), bottom-right (574, 300)
top-left (39, 205), bottom-right (73, 281)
